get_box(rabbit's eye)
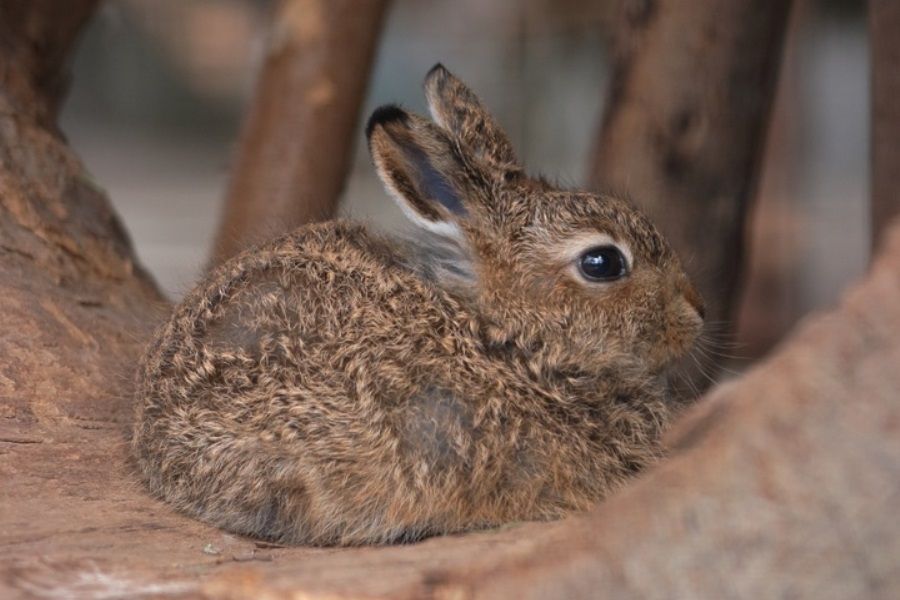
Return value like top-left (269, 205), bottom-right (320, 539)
top-left (577, 246), bottom-right (628, 282)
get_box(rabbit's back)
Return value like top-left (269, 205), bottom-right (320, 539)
top-left (133, 222), bottom-right (487, 544)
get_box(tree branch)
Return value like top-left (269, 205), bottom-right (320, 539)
top-left (871, 0), bottom-right (900, 252)
top-left (0, 0), bottom-right (100, 127)
top-left (210, 0), bottom-right (389, 265)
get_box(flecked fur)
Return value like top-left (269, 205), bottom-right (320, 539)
top-left (132, 65), bottom-right (703, 546)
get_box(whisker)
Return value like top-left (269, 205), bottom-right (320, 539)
top-left (694, 339), bottom-right (744, 362)
top-left (686, 351), bottom-right (718, 386)
top-left (672, 366), bottom-right (700, 401)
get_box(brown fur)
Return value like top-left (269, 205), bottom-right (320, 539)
top-left (132, 65), bottom-right (703, 546)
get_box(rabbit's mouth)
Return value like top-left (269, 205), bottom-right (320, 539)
top-left (641, 298), bottom-right (705, 375)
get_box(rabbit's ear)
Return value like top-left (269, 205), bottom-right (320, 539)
top-left (424, 64), bottom-right (518, 171)
top-left (367, 105), bottom-right (479, 236)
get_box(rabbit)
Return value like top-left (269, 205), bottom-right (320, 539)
top-left (132, 64), bottom-right (704, 547)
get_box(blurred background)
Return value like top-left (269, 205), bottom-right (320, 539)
top-left (60, 0), bottom-right (867, 361)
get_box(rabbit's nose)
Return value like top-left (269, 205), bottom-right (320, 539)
top-left (682, 283), bottom-right (705, 320)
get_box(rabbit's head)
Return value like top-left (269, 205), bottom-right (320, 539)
top-left (367, 65), bottom-right (703, 375)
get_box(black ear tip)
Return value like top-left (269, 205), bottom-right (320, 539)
top-left (426, 63), bottom-right (447, 78)
top-left (365, 104), bottom-right (407, 139)
top-left (425, 63), bottom-right (452, 86)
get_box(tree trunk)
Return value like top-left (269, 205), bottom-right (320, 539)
top-left (871, 0), bottom-right (900, 252)
top-left (210, 0), bottom-right (389, 265)
top-left (589, 0), bottom-right (793, 389)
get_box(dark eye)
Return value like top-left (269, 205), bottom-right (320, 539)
top-left (577, 245), bottom-right (629, 282)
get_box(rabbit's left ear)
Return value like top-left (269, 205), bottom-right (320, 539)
top-left (367, 105), bottom-right (483, 236)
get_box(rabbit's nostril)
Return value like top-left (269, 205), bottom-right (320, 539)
top-left (683, 284), bottom-right (705, 320)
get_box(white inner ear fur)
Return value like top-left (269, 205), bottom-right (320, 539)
top-left (372, 151), bottom-right (463, 240)
top-left (557, 231), bottom-right (634, 280)
top-left (395, 195), bottom-right (463, 240)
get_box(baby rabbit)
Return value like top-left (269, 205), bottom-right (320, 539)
top-left (132, 65), bottom-right (704, 546)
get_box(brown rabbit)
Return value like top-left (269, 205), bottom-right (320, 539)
top-left (132, 65), bottom-right (704, 546)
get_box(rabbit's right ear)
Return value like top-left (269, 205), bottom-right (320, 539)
top-left (366, 105), bottom-right (483, 237)
top-left (424, 64), bottom-right (518, 172)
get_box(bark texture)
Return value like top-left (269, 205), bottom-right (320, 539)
top-left (871, 0), bottom-right (900, 252)
top-left (0, 0), bottom-right (163, 445)
top-left (211, 0), bottom-right (389, 265)
top-left (589, 0), bottom-right (793, 380)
